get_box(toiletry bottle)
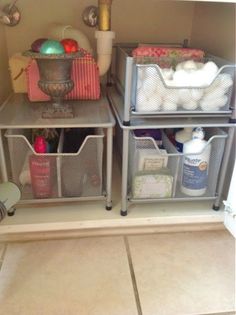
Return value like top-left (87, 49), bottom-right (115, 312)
top-left (181, 127), bottom-right (211, 196)
top-left (29, 136), bottom-right (53, 198)
top-left (175, 127), bottom-right (193, 152)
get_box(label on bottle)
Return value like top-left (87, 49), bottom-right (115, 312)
top-left (182, 156), bottom-right (208, 190)
top-left (175, 140), bottom-right (183, 152)
top-left (30, 156), bottom-right (52, 198)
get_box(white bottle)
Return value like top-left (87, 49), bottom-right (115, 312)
top-left (181, 127), bottom-right (211, 196)
top-left (175, 127), bottom-right (193, 152)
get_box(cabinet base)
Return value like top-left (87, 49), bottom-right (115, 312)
top-left (120, 210), bottom-right (127, 216)
top-left (212, 204), bottom-right (220, 211)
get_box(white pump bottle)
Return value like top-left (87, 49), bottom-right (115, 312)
top-left (181, 127), bottom-right (211, 196)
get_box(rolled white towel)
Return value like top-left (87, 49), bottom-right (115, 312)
top-left (200, 95), bottom-right (228, 111)
top-left (178, 89), bottom-right (203, 107)
top-left (146, 94), bottom-right (162, 111)
top-left (218, 73), bottom-right (234, 89)
top-left (176, 60), bottom-right (204, 71)
top-left (195, 62), bottom-right (204, 69)
top-left (136, 88), bottom-right (161, 112)
top-left (173, 69), bottom-right (190, 86)
top-left (175, 62), bottom-right (184, 71)
top-left (204, 86), bottom-right (226, 101)
top-left (203, 61), bottom-right (219, 76)
top-left (201, 61), bottom-right (219, 85)
top-left (182, 100), bottom-right (198, 110)
top-left (204, 77), bottom-right (220, 94)
top-left (178, 89), bottom-right (192, 104)
top-left (162, 101), bottom-right (178, 111)
top-left (136, 88), bottom-right (147, 111)
top-left (164, 89), bottom-right (179, 104)
top-left (161, 68), bottom-right (174, 81)
top-left (182, 60), bottom-right (198, 70)
top-left (189, 70), bottom-right (206, 87)
top-left (190, 89), bottom-right (204, 101)
top-left (142, 77), bottom-right (158, 96)
top-left (155, 80), bottom-right (168, 99)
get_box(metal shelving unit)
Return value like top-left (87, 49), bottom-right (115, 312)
top-left (0, 93), bottom-right (115, 209)
top-left (108, 44), bottom-right (236, 216)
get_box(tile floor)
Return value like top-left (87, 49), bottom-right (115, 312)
top-left (0, 230), bottom-right (235, 315)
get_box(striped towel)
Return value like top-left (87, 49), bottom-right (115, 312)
top-left (26, 48), bottom-right (100, 101)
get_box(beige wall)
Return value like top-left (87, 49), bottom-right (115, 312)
top-left (191, 2), bottom-right (235, 61)
top-left (112, 1), bottom-right (194, 44)
top-left (0, 24), bottom-right (11, 104)
top-left (4, 0), bottom-right (195, 57)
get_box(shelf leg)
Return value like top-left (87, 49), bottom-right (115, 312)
top-left (106, 127), bottom-right (113, 210)
top-left (213, 127), bottom-right (235, 210)
top-left (121, 129), bottom-right (129, 216)
top-left (0, 130), bottom-right (8, 182)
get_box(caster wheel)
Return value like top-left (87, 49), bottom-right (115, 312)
top-left (212, 205), bottom-right (220, 211)
top-left (106, 206), bottom-right (112, 211)
top-left (120, 210), bottom-right (127, 216)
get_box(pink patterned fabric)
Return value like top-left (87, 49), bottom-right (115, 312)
top-left (26, 49), bottom-right (100, 101)
top-left (132, 46), bottom-right (205, 67)
top-left (132, 47), bottom-right (204, 58)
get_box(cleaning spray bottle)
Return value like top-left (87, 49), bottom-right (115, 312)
top-left (181, 127), bottom-right (211, 196)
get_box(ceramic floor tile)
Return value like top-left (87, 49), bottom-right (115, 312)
top-left (0, 237), bottom-right (138, 315)
top-left (128, 230), bottom-right (235, 315)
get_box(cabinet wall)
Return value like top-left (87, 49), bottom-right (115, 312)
top-left (4, 0), bottom-right (195, 56)
top-left (2, 1), bottom-right (235, 61)
top-left (191, 2), bottom-right (235, 61)
top-left (0, 24), bottom-right (11, 104)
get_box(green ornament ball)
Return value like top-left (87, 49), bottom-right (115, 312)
top-left (39, 40), bottom-right (65, 55)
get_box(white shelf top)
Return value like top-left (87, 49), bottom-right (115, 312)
top-left (0, 93), bottom-right (115, 129)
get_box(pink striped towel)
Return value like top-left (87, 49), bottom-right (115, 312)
top-left (26, 49), bottom-right (100, 101)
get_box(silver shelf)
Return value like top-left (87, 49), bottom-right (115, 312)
top-left (108, 86), bottom-right (236, 216)
top-left (0, 93), bottom-right (115, 129)
top-left (108, 86), bottom-right (233, 129)
top-left (0, 93), bottom-right (115, 209)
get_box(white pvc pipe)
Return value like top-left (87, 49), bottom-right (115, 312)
top-left (48, 24), bottom-right (115, 77)
top-left (95, 30), bottom-right (115, 76)
top-left (48, 23), bottom-right (93, 55)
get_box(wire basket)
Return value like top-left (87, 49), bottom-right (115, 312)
top-left (129, 128), bottom-right (227, 200)
top-left (131, 55), bottom-right (235, 114)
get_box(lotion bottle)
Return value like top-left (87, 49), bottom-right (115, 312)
top-left (181, 127), bottom-right (211, 196)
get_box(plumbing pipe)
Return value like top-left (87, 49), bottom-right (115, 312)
top-left (95, 30), bottom-right (115, 76)
top-left (48, 20), bottom-right (115, 77)
top-left (98, 0), bottom-right (112, 31)
top-left (95, 0), bottom-right (114, 76)
top-left (48, 23), bottom-right (93, 54)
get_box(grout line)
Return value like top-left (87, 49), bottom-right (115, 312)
top-left (0, 243), bottom-right (8, 271)
top-left (124, 236), bottom-right (143, 315)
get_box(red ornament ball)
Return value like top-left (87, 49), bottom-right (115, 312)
top-left (60, 38), bottom-right (79, 53)
top-left (31, 38), bottom-right (48, 53)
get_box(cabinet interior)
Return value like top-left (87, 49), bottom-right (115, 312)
top-left (0, 1), bottom-right (235, 237)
